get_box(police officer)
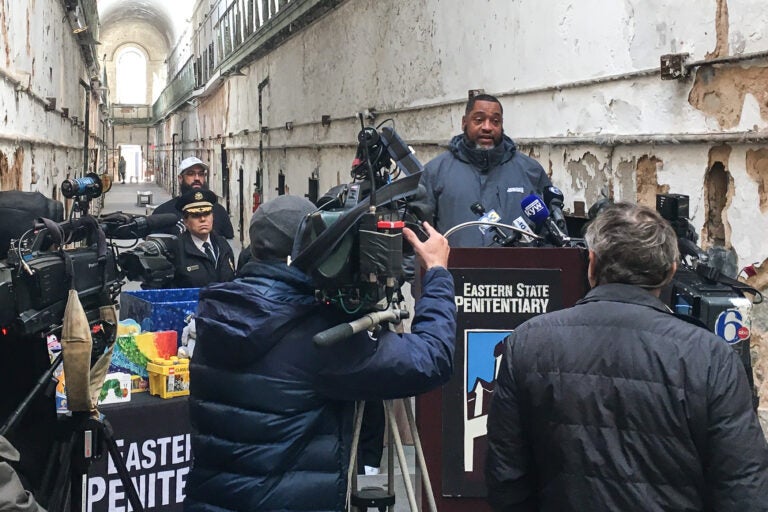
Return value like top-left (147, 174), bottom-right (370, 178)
top-left (170, 189), bottom-right (235, 288)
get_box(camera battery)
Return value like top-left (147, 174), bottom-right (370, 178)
top-left (359, 220), bottom-right (404, 279)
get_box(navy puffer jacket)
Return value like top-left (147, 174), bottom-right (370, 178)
top-left (184, 261), bottom-right (456, 512)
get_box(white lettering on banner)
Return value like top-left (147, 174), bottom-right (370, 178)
top-left (455, 282), bottom-right (551, 314)
top-left (89, 434), bottom-right (191, 511)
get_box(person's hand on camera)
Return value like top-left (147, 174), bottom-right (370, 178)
top-left (403, 221), bottom-right (449, 270)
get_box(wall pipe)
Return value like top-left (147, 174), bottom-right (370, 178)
top-left (219, 129), bottom-right (768, 152)
top-left (171, 133), bottom-right (179, 197)
top-left (235, 49), bottom-right (768, 136)
top-left (79, 78), bottom-right (90, 176)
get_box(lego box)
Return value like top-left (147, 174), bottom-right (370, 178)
top-left (147, 358), bottom-right (190, 399)
top-left (120, 288), bottom-right (200, 344)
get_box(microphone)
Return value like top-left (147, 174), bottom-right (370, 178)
top-left (470, 202), bottom-right (516, 246)
top-left (521, 194), bottom-right (570, 247)
top-left (543, 186), bottom-right (568, 234)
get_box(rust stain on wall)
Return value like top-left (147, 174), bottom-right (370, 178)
top-left (706, 0), bottom-right (729, 60)
top-left (635, 155), bottom-right (668, 208)
top-left (688, 65), bottom-right (768, 129)
top-left (1, 2), bottom-right (10, 67)
top-left (26, 5), bottom-right (30, 56)
top-left (746, 148), bottom-right (768, 212)
top-left (0, 148), bottom-right (23, 191)
top-left (703, 145), bottom-right (733, 249)
top-left (615, 158), bottom-right (636, 202)
top-left (744, 258), bottom-right (768, 404)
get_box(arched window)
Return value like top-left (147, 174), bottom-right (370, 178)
top-left (116, 47), bottom-right (147, 104)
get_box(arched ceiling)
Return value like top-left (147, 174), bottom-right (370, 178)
top-left (97, 0), bottom-right (194, 49)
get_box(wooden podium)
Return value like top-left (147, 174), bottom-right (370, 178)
top-left (415, 247), bottom-right (589, 512)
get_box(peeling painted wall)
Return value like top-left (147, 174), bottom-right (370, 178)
top-left (0, 0), bottom-right (102, 195)
top-left (3, 0), bottom-right (764, 422)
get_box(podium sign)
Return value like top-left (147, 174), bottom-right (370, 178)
top-left (443, 266), bottom-right (564, 495)
top-left (417, 247), bottom-right (588, 512)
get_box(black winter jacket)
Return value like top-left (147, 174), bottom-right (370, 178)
top-left (170, 231), bottom-right (235, 289)
top-left (486, 283), bottom-right (768, 511)
top-left (421, 134), bottom-right (551, 247)
top-left (184, 261), bottom-right (457, 512)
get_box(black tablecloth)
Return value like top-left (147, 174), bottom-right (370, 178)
top-left (86, 393), bottom-right (191, 512)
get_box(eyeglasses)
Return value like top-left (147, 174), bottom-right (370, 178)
top-left (183, 170), bottom-right (208, 178)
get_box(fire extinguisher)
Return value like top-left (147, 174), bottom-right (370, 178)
top-left (252, 190), bottom-right (262, 212)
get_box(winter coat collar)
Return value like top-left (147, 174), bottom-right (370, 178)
top-left (576, 283), bottom-right (672, 314)
top-left (449, 133), bottom-right (517, 173)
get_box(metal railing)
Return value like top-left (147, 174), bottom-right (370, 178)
top-left (152, 56), bottom-right (197, 120)
top-left (152, 0), bottom-right (336, 121)
top-left (110, 103), bottom-right (153, 124)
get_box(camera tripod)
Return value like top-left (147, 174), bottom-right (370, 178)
top-left (0, 352), bottom-right (144, 512)
top-left (347, 398), bottom-right (437, 512)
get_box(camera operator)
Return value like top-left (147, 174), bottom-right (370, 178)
top-left (151, 157), bottom-right (235, 239)
top-left (485, 202), bottom-right (768, 511)
top-left (168, 190), bottom-right (235, 289)
top-left (184, 195), bottom-right (456, 512)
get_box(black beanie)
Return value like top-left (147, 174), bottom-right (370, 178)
top-left (249, 195), bottom-right (316, 261)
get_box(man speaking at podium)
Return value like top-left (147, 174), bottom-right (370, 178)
top-left (184, 196), bottom-right (457, 512)
top-left (421, 93), bottom-right (552, 247)
top-left (485, 203), bottom-right (768, 511)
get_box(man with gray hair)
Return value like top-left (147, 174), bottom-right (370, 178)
top-left (485, 202), bottom-right (768, 511)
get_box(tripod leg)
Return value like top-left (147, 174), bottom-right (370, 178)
top-left (346, 401), bottom-right (365, 510)
top-left (403, 398), bottom-right (437, 512)
top-left (383, 400), bottom-right (418, 511)
top-left (100, 419), bottom-right (145, 512)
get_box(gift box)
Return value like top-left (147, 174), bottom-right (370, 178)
top-left (109, 331), bottom-right (178, 378)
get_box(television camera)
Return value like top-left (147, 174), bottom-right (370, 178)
top-left (0, 176), bottom-right (177, 512)
top-left (291, 116), bottom-right (433, 346)
top-left (657, 193), bottom-right (762, 409)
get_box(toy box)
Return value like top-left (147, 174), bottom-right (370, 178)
top-left (109, 331), bottom-right (178, 378)
top-left (120, 288), bottom-right (200, 344)
top-left (147, 357), bottom-right (190, 399)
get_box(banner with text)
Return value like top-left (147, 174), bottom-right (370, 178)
top-left (86, 396), bottom-right (190, 512)
top-left (442, 267), bottom-right (563, 497)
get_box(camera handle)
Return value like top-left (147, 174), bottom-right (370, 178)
top-left (313, 308), bottom-right (409, 347)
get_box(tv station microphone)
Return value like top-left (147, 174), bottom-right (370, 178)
top-left (470, 202), bottom-right (516, 246)
top-left (521, 194), bottom-right (570, 247)
top-left (543, 186), bottom-right (568, 234)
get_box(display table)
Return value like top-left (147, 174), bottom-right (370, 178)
top-left (86, 393), bottom-right (191, 512)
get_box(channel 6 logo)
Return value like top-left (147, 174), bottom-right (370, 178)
top-left (714, 309), bottom-right (750, 344)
